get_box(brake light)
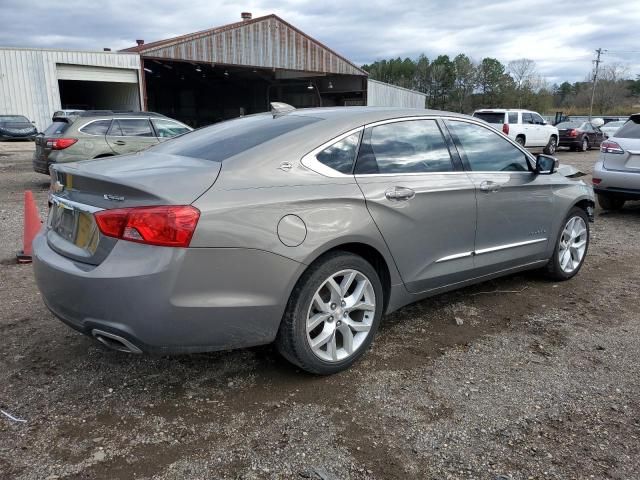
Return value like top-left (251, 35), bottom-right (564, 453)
top-left (94, 205), bottom-right (200, 247)
top-left (592, 178), bottom-right (601, 185)
top-left (600, 140), bottom-right (624, 154)
top-left (567, 129), bottom-right (577, 138)
top-left (502, 123), bottom-right (509, 135)
top-left (46, 138), bottom-right (78, 150)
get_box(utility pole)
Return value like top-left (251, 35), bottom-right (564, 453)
top-left (589, 48), bottom-right (605, 120)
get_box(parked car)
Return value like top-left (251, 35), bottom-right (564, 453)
top-left (472, 109), bottom-right (559, 154)
top-left (0, 115), bottom-right (38, 140)
top-left (33, 106), bottom-right (594, 374)
top-left (592, 113), bottom-right (640, 210)
top-left (600, 120), bottom-right (627, 138)
top-left (32, 111), bottom-right (192, 174)
top-left (556, 121), bottom-right (605, 151)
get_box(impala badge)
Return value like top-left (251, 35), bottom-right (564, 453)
top-left (104, 194), bottom-right (125, 202)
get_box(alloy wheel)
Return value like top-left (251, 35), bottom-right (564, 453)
top-left (582, 138), bottom-right (588, 151)
top-left (306, 269), bottom-right (376, 362)
top-left (558, 216), bottom-right (588, 273)
top-left (548, 138), bottom-right (557, 154)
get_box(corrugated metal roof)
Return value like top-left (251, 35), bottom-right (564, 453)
top-left (122, 14), bottom-right (367, 76)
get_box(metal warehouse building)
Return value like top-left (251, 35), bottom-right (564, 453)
top-left (0, 13), bottom-right (426, 130)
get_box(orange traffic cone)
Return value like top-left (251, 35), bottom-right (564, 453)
top-left (17, 190), bottom-right (43, 264)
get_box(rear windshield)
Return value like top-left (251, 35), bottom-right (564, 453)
top-left (613, 117), bottom-right (640, 139)
top-left (556, 122), bottom-right (581, 129)
top-left (43, 120), bottom-right (71, 136)
top-left (473, 112), bottom-right (505, 124)
top-left (150, 114), bottom-right (321, 162)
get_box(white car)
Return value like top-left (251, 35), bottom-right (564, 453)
top-left (473, 109), bottom-right (559, 155)
top-left (600, 120), bottom-right (627, 138)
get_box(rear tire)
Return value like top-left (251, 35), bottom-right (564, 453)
top-left (276, 251), bottom-right (384, 375)
top-left (545, 207), bottom-right (589, 281)
top-left (580, 137), bottom-right (589, 152)
top-left (597, 194), bottom-right (625, 211)
top-left (543, 136), bottom-right (557, 155)
top-left (516, 136), bottom-right (526, 147)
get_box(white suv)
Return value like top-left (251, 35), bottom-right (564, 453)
top-left (473, 109), bottom-right (559, 155)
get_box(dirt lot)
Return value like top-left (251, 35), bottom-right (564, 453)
top-left (1, 141), bottom-right (639, 480)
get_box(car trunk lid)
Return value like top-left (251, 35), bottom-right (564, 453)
top-left (46, 151), bottom-right (221, 265)
top-left (602, 115), bottom-right (640, 172)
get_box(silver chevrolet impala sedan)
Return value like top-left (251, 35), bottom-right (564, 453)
top-left (33, 106), bottom-right (595, 374)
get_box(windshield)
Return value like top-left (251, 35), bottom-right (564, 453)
top-left (473, 112), bottom-right (505, 124)
top-left (556, 122), bottom-right (581, 129)
top-left (150, 114), bottom-right (321, 162)
top-left (0, 115), bottom-right (29, 123)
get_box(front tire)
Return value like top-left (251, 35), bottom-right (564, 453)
top-left (543, 136), bottom-right (557, 155)
top-left (597, 194), bottom-right (625, 211)
top-left (545, 207), bottom-right (589, 281)
top-left (276, 251), bottom-right (384, 375)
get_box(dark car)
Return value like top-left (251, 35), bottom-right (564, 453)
top-left (0, 115), bottom-right (38, 140)
top-left (557, 121), bottom-right (605, 152)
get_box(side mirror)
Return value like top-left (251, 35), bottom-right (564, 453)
top-left (535, 154), bottom-right (558, 175)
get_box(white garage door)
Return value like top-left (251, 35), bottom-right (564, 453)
top-left (56, 64), bottom-right (139, 83)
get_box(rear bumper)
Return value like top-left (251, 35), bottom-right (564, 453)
top-left (593, 161), bottom-right (640, 198)
top-left (558, 138), bottom-right (581, 147)
top-left (32, 155), bottom-right (50, 174)
top-left (594, 186), bottom-right (640, 200)
top-left (33, 232), bottom-right (304, 354)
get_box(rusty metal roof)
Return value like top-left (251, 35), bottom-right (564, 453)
top-left (121, 14), bottom-right (367, 76)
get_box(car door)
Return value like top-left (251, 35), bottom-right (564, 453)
top-left (592, 125), bottom-right (605, 147)
top-left (106, 118), bottom-right (159, 155)
top-left (521, 112), bottom-right (534, 146)
top-left (531, 113), bottom-right (547, 146)
top-left (354, 118), bottom-right (477, 294)
top-left (445, 119), bottom-right (554, 276)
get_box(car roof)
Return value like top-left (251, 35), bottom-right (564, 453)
top-left (74, 111), bottom-right (167, 119)
top-left (474, 109), bottom-right (536, 113)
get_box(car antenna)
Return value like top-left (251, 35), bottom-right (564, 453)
top-left (270, 102), bottom-right (296, 118)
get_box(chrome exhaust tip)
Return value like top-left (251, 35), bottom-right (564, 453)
top-left (91, 329), bottom-right (142, 354)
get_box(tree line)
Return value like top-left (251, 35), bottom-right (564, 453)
top-left (361, 55), bottom-right (640, 115)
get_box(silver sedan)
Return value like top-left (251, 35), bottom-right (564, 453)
top-left (33, 106), bottom-right (595, 374)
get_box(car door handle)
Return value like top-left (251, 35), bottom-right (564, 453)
top-left (113, 140), bottom-right (126, 145)
top-left (385, 186), bottom-right (415, 201)
top-left (479, 181), bottom-right (501, 193)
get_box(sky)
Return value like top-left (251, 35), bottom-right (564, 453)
top-left (1, 0), bottom-right (639, 84)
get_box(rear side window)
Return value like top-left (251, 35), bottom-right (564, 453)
top-left (79, 120), bottom-right (111, 135)
top-left (152, 119), bottom-right (191, 138)
top-left (316, 132), bottom-right (360, 174)
top-left (43, 121), bottom-right (70, 136)
top-left (614, 118), bottom-right (640, 139)
top-left (447, 120), bottom-right (530, 172)
top-left (110, 119), bottom-right (154, 137)
top-left (355, 120), bottom-right (453, 174)
top-left (150, 114), bottom-right (321, 162)
top-left (508, 112), bottom-right (518, 124)
top-left (473, 112), bottom-right (505, 124)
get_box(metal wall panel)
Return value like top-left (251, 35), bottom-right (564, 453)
top-left (367, 79), bottom-right (426, 109)
top-left (56, 64), bottom-right (138, 83)
top-left (140, 16), bottom-right (366, 76)
top-left (0, 48), bottom-right (141, 130)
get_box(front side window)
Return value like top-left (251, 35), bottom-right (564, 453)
top-left (532, 113), bottom-right (545, 125)
top-left (447, 120), bottom-right (530, 172)
top-left (522, 113), bottom-right (534, 124)
top-left (316, 132), bottom-right (360, 174)
top-left (355, 120), bottom-right (454, 174)
top-left (111, 119), bottom-right (154, 137)
top-left (152, 119), bottom-right (191, 138)
top-left (79, 120), bottom-right (112, 136)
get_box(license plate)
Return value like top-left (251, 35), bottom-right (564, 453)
top-left (48, 200), bottom-right (99, 253)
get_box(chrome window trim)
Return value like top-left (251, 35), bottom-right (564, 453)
top-left (49, 194), bottom-right (103, 213)
top-left (300, 127), bottom-right (364, 178)
top-left (435, 238), bottom-right (547, 263)
top-left (77, 119), bottom-right (113, 136)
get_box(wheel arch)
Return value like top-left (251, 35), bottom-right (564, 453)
top-left (93, 153), bottom-right (114, 159)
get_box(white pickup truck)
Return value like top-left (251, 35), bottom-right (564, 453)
top-left (473, 109), bottom-right (559, 155)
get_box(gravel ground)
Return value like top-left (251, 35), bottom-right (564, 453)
top-left (1, 142), bottom-right (639, 479)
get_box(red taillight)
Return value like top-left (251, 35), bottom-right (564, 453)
top-left (600, 140), bottom-right (624, 154)
top-left (46, 138), bottom-right (78, 150)
top-left (94, 205), bottom-right (200, 248)
top-left (502, 123), bottom-right (509, 135)
top-left (567, 129), bottom-right (577, 138)
top-left (592, 178), bottom-right (601, 185)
